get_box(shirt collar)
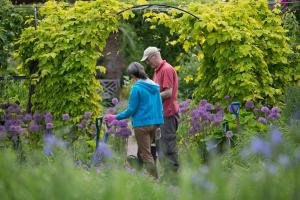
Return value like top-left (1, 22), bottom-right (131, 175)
top-left (155, 60), bottom-right (166, 72)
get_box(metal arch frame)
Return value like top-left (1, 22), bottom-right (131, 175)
top-left (117, 4), bottom-right (200, 20)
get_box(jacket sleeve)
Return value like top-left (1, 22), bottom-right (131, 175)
top-left (116, 87), bottom-right (139, 120)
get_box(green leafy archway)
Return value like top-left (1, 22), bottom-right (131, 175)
top-left (17, 0), bottom-right (128, 121)
top-left (143, 0), bottom-right (298, 105)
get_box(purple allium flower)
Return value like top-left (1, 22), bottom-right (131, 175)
top-left (119, 127), bottom-right (132, 137)
top-left (205, 103), bottom-right (214, 111)
top-left (4, 119), bottom-right (14, 128)
top-left (91, 124), bottom-right (96, 130)
top-left (44, 134), bottom-right (57, 156)
top-left (112, 98), bottom-right (119, 106)
top-left (29, 123), bottom-right (39, 132)
top-left (257, 117), bottom-right (267, 124)
top-left (77, 124), bottom-right (84, 129)
top-left (0, 126), bottom-right (5, 133)
top-left (33, 113), bottom-right (42, 123)
top-left (24, 114), bottom-right (32, 121)
top-left (271, 128), bottom-right (282, 144)
top-left (8, 125), bottom-right (17, 132)
top-left (250, 137), bottom-right (272, 158)
top-left (179, 107), bottom-right (188, 114)
top-left (46, 123), bottom-right (53, 129)
top-left (278, 154), bottom-right (290, 167)
top-left (45, 112), bottom-right (53, 124)
top-left (225, 131), bottom-right (233, 138)
top-left (224, 95), bottom-right (230, 100)
top-left (110, 120), bottom-right (118, 126)
top-left (271, 107), bottom-right (280, 113)
top-left (84, 112), bottom-right (92, 119)
top-left (7, 104), bottom-right (20, 113)
top-left (62, 113), bottom-right (70, 121)
top-left (199, 99), bottom-right (208, 106)
top-left (261, 106), bottom-right (270, 114)
top-left (245, 100), bottom-right (254, 109)
top-left (268, 112), bottom-right (281, 120)
top-left (92, 142), bottom-right (113, 164)
top-left (118, 120), bottom-right (128, 128)
top-left (16, 114), bottom-right (23, 121)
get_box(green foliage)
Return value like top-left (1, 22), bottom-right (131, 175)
top-left (0, 150), bottom-right (168, 200)
top-left (283, 86), bottom-right (300, 121)
top-left (0, 76), bottom-right (28, 108)
top-left (123, 11), bottom-right (184, 76)
top-left (0, 0), bottom-right (27, 75)
top-left (17, 0), bottom-right (127, 121)
top-left (144, 0), bottom-right (297, 105)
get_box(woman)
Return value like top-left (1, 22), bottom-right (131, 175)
top-left (104, 62), bottom-right (163, 179)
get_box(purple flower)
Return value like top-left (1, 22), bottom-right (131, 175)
top-left (119, 127), bottom-right (132, 137)
top-left (271, 128), bottom-right (282, 144)
top-left (225, 131), bottom-right (233, 138)
top-left (44, 134), bottom-right (57, 156)
top-left (268, 112), bottom-right (280, 120)
top-left (261, 106), bottom-right (270, 114)
top-left (271, 107), bottom-right (280, 113)
top-left (278, 154), bottom-right (290, 167)
top-left (250, 137), bottom-right (272, 158)
top-left (33, 113), bottom-right (42, 123)
top-left (91, 124), bottom-right (96, 130)
top-left (245, 100), bottom-right (254, 109)
top-left (110, 120), bottom-right (118, 126)
top-left (77, 124), bottom-right (84, 129)
top-left (205, 103), bottom-right (214, 111)
top-left (45, 112), bottom-right (53, 124)
top-left (43, 134), bottom-right (66, 156)
top-left (0, 126), bottom-right (6, 133)
top-left (179, 107), bottom-right (188, 114)
top-left (7, 104), bottom-right (20, 113)
top-left (92, 142), bottom-right (113, 164)
top-left (224, 95), bottom-right (230, 100)
top-left (84, 112), bottom-right (92, 119)
top-left (24, 114), bottom-right (32, 121)
top-left (46, 123), bottom-right (53, 129)
top-left (16, 114), bottom-right (23, 121)
top-left (257, 117), bottom-right (267, 124)
top-left (199, 99), bottom-right (208, 106)
top-left (118, 120), bottom-right (128, 128)
top-left (29, 124), bottom-right (39, 132)
top-left (8, 125), bottom-right (23, 134)
top-left (62, 113), bottom-right (70, 121)
top-left (112, 98), bottom-right (119, 106)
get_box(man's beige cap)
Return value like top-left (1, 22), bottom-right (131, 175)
top-left (141, 47), bottom-right (160, 61)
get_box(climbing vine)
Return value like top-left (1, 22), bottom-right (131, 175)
top-left (17, 0), bottom-right (129, 121)
top-left (144, 0), bottom-right (297, 105)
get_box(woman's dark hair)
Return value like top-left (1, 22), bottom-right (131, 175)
top-left (127, 62), bottom-right (148, 80)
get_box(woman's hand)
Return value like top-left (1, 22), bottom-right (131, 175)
top-left (104, 114), bottom-right (116, 122)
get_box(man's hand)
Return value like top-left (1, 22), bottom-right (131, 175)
top-left (161, 87), bottom-right (172, 99)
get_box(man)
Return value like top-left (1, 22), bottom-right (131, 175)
top-left (141, 47), bottom-right (180, 174)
